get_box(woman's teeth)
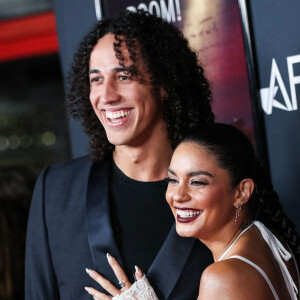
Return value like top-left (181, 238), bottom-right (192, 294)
top-left (177, 209), bottom-right (201, 218)
top-left (106, 110), bottom-right (131, 120)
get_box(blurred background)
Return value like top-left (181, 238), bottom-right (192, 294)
top-left (0, 1), bottom-right (70, 299)
top-left (0, 0), bottom-right (71, 171)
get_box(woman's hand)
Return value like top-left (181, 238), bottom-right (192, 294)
top-left (85, 253), bottom-right (144, 299)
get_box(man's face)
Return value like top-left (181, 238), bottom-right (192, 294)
top-left (89, 34), bottom-right (165, 147)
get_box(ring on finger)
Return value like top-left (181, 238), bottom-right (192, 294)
top-left (118, 280), bottom-right (128, 288)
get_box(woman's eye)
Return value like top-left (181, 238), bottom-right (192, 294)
top-left (165, 177), bottom-right (178, 184)
top-left (190, 180), bottom-right (208, 186)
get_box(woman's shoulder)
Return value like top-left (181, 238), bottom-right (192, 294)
top-left (201, 258), bottom-right (259, 283)
top-left (198, 259), bottom-right (275, 300)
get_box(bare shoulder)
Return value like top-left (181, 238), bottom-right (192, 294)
top-left (198, 259), bottom-right (274, 300)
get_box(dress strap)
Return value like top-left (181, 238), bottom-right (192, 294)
top-left (253, 221), bottom-right (298, 300)
top-left (218, 223), bottom-right (253, 261)
top-left (225, 255), bottom-right (280, 300)
top-left (287, 243), bottom-right (300, 298)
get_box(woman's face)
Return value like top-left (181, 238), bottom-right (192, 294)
top-left (166, 142), bottom-right (237, 240)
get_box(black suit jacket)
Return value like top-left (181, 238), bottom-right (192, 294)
top-left (25, 156), bottom-right (213, 299)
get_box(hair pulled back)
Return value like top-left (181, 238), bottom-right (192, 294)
top-left (183, 123), bottom-right (300, 264)
top-left (67, 10), bottom-right (214, 159)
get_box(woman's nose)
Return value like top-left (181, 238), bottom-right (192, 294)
top-left (172, 185), bottom-right (191, 203)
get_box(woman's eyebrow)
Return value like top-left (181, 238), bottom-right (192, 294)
top-left (187, 170), bottom-right (213, 177)
top-left (167, 169), bottom-right (213, 178)
top-left (167, 168), bottom-right (176, 176)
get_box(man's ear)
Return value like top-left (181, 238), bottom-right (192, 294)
top-left (233, 179), bottom-right (255, 207)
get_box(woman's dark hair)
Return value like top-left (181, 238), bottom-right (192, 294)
top-left (182, 123), bottom-right (300, 264)
top-left (67, 10), bottom-right (214, 160)
top-left (0, 166), bottom-right (37, 299)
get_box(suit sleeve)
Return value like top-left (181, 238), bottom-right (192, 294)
top-left (25, 167), bottom-right (60, 299)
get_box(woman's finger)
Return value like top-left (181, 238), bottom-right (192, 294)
top-left (85, 286), bottom-right (112, 299)
top-left (107, 253), bottom-right (132, 291)
top-left (86, 269), bottom-right (120, 296)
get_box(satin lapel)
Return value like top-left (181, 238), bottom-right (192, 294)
top-left (86, 159), bottom-right (124, 291)
top-left (147, 225), bottom-right (196, 299)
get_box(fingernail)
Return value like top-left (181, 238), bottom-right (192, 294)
top-left (85, 286), bottom-right (92, 293)
top-left (107, 252), bottom-right (113, 262)
top-left (135, 265), bottom-right (143, 278)
top-left (86, 268), bottom-right (90, 274)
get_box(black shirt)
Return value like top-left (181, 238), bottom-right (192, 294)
top-left (109, 161), bottom-right (174, 277)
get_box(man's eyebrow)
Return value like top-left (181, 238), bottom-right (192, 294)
top-left (114, 66), bottom-right (136, 73)
top-left (89, 69), bottom-right (100, 75)
top-left (88, 66), bottom-right (135, 75)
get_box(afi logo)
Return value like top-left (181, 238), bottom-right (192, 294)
top-left (260, 54), bottom-right (300, 115)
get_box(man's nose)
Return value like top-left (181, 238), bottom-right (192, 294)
top-left (100, 79), bottom-right (121, 104)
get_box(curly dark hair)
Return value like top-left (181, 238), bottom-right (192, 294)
top-left (67, 10), bottom-right (214, 160)
top-left (183, 123), bottom-right (300, 266)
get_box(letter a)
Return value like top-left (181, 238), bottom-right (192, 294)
top-left (267, 59), bottom-right (293, 114)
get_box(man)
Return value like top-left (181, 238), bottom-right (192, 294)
top-left (26, 10), bottom-right (214, 300)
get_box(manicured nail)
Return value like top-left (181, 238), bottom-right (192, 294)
top-left (85, 286), bottom-right (92, 293)
top-left (107, 252), bottom-right (113, 262)
top-left (135, 265), bottom-right (143, 278)
top-left (86, 268), bottom-right (90, 274)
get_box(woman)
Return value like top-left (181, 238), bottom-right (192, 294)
top-left (85, 123), bottom-right (300, 299)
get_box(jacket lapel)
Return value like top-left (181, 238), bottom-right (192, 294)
top-left (86, 159), bottom-right (124, 290)
top-left (147, 225), bottom-right (197, 299)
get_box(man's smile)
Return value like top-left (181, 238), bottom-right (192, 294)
top-left (105, 109), bottom-right (132, 120)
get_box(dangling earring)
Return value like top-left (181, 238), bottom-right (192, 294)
top-left (234, 201), bottom-right (243, 226)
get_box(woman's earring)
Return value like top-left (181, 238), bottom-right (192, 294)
top-left (234, 201), bottom-right (243, 226)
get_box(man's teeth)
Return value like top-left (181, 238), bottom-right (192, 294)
top-left (106, 110), bottom-right (131, 120)
top-left (177, 209), bottom-right (201, 218)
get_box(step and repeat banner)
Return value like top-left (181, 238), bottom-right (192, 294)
top-left (249, 0), bottom-right (300, 231)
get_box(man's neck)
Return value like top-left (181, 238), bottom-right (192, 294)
top-left (113, 138), bottom-right (173, 182)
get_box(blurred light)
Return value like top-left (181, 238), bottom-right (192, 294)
top-left (42, 131), bottom-right (56, 146)
top-left (21, 134), bottom-right (32, 148)
top-left (0, 117), bottom-right (7, 129)
top-left (0, 137), bottom-right (9, 151)
top-left (8, 135), bottom-right (21, 149)
top-left (32, 134), bottom-right (42, 146)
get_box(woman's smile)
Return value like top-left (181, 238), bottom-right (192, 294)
top-left (166, 142), bottom-right (236, 240)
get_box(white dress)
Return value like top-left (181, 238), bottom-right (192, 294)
top-left (218, 221), bottom-right (299, 300)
